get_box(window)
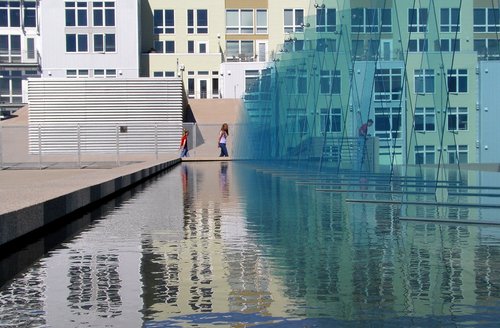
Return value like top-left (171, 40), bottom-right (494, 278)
top-left (285, 68), bottom-right (297, 94)
top-left (93, 2), bottom-right (115, 27)
top-left (473, 8), bottom-right (500, 32)
top-left (352, 8), bottom-right (391, 33)
top-left (0, 1), bottom-right (20, 27)
top-left (154, 40), bottom-right (175, 53)
top-left (286, 108), bottom-right (308, 133)
top-left (297, 69), bottom-right (307, 94)
top-left (284, 39), bottom-right (304, 52)
top-left (94, 69), bottom-right (117, 78)
top-left (66, 69), bottom-right (89, 78)
top-left (153, 71), bottom-right (175, 77)
top-left (24, 1), bottom-right (36, 27)
top-left (198, 42), bottom-right (207, 54)
top-left (284, 9), bottom-right (304, 33)
top-left (94, 34), bottom-right (115, 52)
top-left (408, 8), bottom-right (427, 32)
top-left (0, 70), bottom-right (22, 103)
top-left (320, 70), bottom-right (341, 94)
top-left (415, 107), bottom-right (435, 132)
top-left (225, 9), bottom-right (253, 34)
top-left (188, 78), bottom-right (195, 97)
top-left (27, 37), bottom-right (35, 59)
top-left (0, 35), bottom-right (21, 62)
top-left (212, 77), bottom-right (219, 97)
top-left (448, 145), bottom-right (468, 164)
top-left (154, 9), bottom-right (174, 34)
top-left (415, 145), bottom-right (435, 164)
top-left (316, 38), bottom-right (336, 52)
top-left (408, 39), bottom-right (428, 52)
top-left (245, 70), bottom-right (259, 93)
top-left (380, 8), bottom-right (392, 32)
top-left (447, 69), bottom-right (467, 93)
top-left (474, 39), bottom-right (499, 58)
top-left (414, 69), bottom-right (434, 94)
top-left (188, 40), bottom-right (194, 53)
top-left (374, 107), bottom-right (401, 139)
top-left (225, 40), bottom-right (254, 58)
top-left (320, 107), bottom-right (341, 133)
top-left (367, 39), bottom-right (380, 59)
top-left (374, 68), bottom-right (402, 101)
top-left (66, 34), bottom-right (88, 52)
top-left (441, 8), bottom-right (460, 32)
top-left (447, 107), bottom-right (468, 131)
top-left (437, 39), bottom-right (460, 52)
top-left (256, 9), bottom-right (267, 33)
top-left (352, 40), bottom-right (364, 58)
top-left (65, 1), bottom-right (87, 27)
top-left (365, 8), bottom-right (378, 32)
top-left (316, 7), bottom-right (336, 32)
top-left (187, 9), bottom-right (208, 34)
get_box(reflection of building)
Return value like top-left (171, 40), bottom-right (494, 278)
top-left (141, 163), bottom-right (292, 320)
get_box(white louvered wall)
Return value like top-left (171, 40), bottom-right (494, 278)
top-left (28, 78), bottom-right (184, 153)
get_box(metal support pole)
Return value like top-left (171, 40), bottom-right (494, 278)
top-left (38, 124), bottom-right (42, 169)
top-left (77, 123), bottom-right (81, 168)
top-left (193, 123), bottom-right (197, 157)
top-left (116, 124), bottom-right (120, 167)
top-left (155, 123), bottom-right (158, 160)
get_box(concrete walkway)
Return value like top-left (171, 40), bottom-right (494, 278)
top-left (0, 155), bottom-right (180, 246)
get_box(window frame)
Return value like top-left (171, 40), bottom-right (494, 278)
top-left (408, 8), bottom-right (427, 32)
top-left (283, 8), bottom-right (304, 33)
top-left (447, 107), bottom-right (468, 131)
top-left (414, 69), bottom-right (434, 94)
top-left (414, 107), bottom-right (436, 132)
top-left (320, 107), bottom-right (342, 133)
top-left (93, 1), bottom-right (115, 27)
top-left (65, 33), bottom-right (89, 53)
top-left (153, 9), bottom-right (174, 34)
top-left (441, 8), bottom-right (460, 32)
top-left (65, 1), bottom-right (88, 27)
top-left (447, 69), bottom-right (468, 93)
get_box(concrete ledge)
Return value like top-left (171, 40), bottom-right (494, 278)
top-left (182, 157), bottom-right (233, 162)
top-left (0, 158), bottom-right (180, 247)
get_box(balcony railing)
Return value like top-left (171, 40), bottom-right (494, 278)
top-left (0, 50), bottom-right (40, 65)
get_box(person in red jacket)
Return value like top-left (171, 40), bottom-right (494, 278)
top-left (179, 129), bottom-right (189, 157)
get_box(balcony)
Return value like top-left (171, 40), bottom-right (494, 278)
top-left (224, 53), bottom-right (258, 63)
top-left (0, 50), bottom-right (40, 67)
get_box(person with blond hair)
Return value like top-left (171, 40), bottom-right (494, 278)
top-left (218, 123), bottom-right (229, 157)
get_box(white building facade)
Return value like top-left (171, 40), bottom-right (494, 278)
top-left (40, 0), bottom-right (140, 78)
top-left (0, 0), bottom-right (41, 116)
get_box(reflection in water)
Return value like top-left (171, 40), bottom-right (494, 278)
top-left (2, 163), bottom-right (500, 326)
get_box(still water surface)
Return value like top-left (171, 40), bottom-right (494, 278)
top-left (1, 162), bottom-right (500, 327)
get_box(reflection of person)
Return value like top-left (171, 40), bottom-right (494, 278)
top-left (181, 164), bottom-right (188, 194)
top-left (219, 161), bottom-right (229, 196)
top-left (218, 123), bottom-right (229, 157)
top-left (358, 119), bottom-right (373, 170)
top-left (179, 129), bottom-right (189, 157)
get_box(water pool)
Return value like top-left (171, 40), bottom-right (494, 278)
top-left (1, 162), bottom-right (500, 327)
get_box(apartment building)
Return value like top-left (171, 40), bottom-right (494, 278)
top-left (140, 0), bottom-right (311, 99)
top-left (0, 0), bottom-right (40, 117)
top-left (39, 0), bottom-right (140, 78)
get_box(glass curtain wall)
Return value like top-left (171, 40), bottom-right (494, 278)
top-left (236, 0), bottom-right (484, 183)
